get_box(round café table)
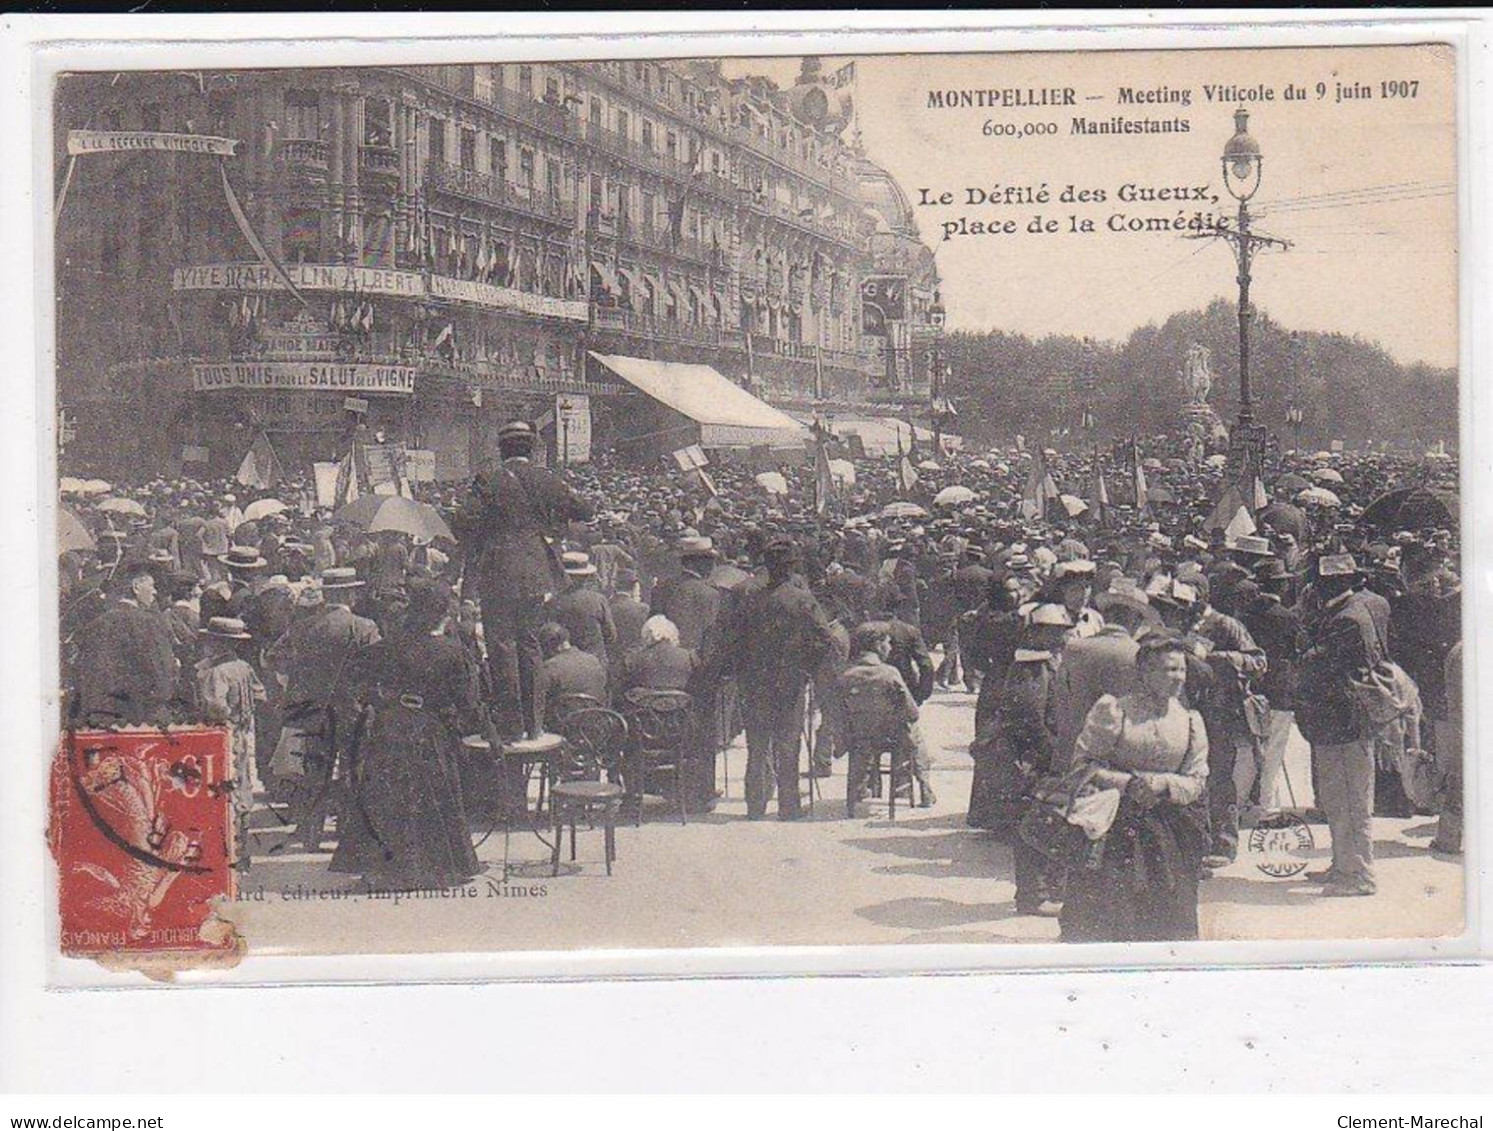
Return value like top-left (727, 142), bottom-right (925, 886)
top-left (462, 732), bottom-right (566, 879)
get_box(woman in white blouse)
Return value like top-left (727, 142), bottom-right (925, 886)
top-left (1060, 633), bottom-right (1212, 942)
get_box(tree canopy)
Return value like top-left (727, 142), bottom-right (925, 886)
top-left (942, 299), bottom-right (1458, 451)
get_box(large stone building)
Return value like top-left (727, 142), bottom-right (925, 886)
top-left (54, 57), bottom-right (942, 478)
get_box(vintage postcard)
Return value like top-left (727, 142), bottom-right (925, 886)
top-left (42, 32), bottom-right (1471, 978)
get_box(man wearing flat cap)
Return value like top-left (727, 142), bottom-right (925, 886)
top-left (453, 419), bottom-right (594, 740)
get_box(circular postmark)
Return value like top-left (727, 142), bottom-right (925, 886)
top-left (1246, 811), bottom-right (1317, 879)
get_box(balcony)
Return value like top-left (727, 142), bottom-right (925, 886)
top-left (359, 144), bottom-right (400, 192)
top-left (489, 82), bottom-right (572, 137)
top-left (426, 161), bottom-right (575, 225)
top-left (591, 304), bottom-right (723, 347)
top-left (417, 353), bottom-right (614, 395)
top-left (276, 138), bottom-right (329, 183)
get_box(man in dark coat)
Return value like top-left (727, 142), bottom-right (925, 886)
top-left (452, 420), bottom-right (593, 740)
top-left (263, 568), bottom-right (381, 851)
top-left (1296, 554), bottom-right (1387, 897)
top-left (608, 567), bottom-right (651, 664)
top-left (723, 536), bottom-right (838, 820)
top-left (650, 536), bottom-right (725, 655)
top-left (71, 559), bottom-right (179, 726)
top-left (549, 551), bottom-right (618, 671)
top-left (537, 621), bottom-right (609, 726)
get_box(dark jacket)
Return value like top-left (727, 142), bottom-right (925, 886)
top-left (539, 646), bottom-right (609, 719)
top-left (550, 586), bottom-right (618, 669)
top-left (1297, 590), bottom-right (1387, 746)
top-left (73, 599), bottom-right (179, 724)
top-left (725, 575), bottom-right (838, 699)
top-left (609, 592), bottom-right (651, 659)
top-left (622, 640), bottom-right (699, 694)
top-left (452, 458), bottom-right (593, 600)
top-left (651, 571), bottom-right (723, 654)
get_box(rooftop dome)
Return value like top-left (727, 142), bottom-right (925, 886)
top-left (855, 157), bottom-right (918, 237)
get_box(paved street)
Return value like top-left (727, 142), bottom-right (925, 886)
top-left (227, 688), bottom-right (1463, 954)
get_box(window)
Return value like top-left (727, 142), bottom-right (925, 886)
top-left (615, 182), bottom-right (629, 222)
top-left (589, 98), bottom-right (603, 126)
top-left (518, 65), bottom-right (533, 98)
top-left (615, 109), bottom-right (629, 139)
top-left (589, 172), bottom-right (603, 214)
top-left (140, 102), bottom-right (162, 132)
top-left (283, 207), bottom-right (320, 264)
top-left (427, 117), bottom-right (446, 165)
top-left (545, 75), bottom-right (561, 103)
top-left (518, 148), bottom-right (535, 189)
top-left (665, 130), bottom-right (677, 160)
top-left (711, 152), bottom-right (722, 176)
top-left (460, 128), bottom-right (476, 171)
top-left (490, 138), bottom-right (507, 181)
top-left (364, 98), bottom-right (392, 147)
top-left (284, 90), bottom-right (319, 141)
top-left (641, 119), bottom-right (654, 150)
top-left (641, 191), bottom-right (656, 232)
top-left (546, 157), bottom-right (561, 202)
top-left (102, 108), bottom-right (122, 131)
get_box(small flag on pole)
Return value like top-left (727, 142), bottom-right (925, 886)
top-left (1132, 439), bottom-right (1150, 513)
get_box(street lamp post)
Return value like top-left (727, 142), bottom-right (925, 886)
top-left (928, 294), bottom-right (947, 454)
top-left (1221, 107), bottom-right (1264, 423)
top-left (1211, 108), bottom-right (1290, 483)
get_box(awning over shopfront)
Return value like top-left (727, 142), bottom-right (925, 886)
top-left (590, 352), bottom-right (806, 449)
top-left (796, 415), bottom-right (935, 458)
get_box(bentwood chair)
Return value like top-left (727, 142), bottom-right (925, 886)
top-left (620, 688), bottom-right (694, 825)
top-left (549, 707), bottom-right (628, 876)
top-left (840, 683), bottom-right (915, 821)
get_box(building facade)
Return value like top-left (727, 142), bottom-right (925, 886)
top-left (54, 57), bottom-right (941, 479)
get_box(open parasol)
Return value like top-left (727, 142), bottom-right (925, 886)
top-left (58, 506), bottom-right (95, 554)
top-left (333, 495), bottom-right (454, 542)
top-left (1359, 486), bottom-right (1458, 532)
top-left (243, 498), bottom-right (290, 523)
top-left (1296, 486), bottom-right (1342, 508)
top-left (1204, 454), bottom-right (1228, 469)
top-left (1310, 467), bottom-right (1345, 484)
top-left (880, 501), bottom-right (929, 520)
top-left (917, 458), bottom-right (942, 472)
top-left (95, 496), bottom-right (147, 517)
top-left (1257, 501), bottom-right (1308, 543)
top-left (933, 485), bottom-right (978, 507)
top-left (1274, 472), bottom-right (1312, 494)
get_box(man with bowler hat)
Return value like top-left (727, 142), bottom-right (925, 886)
top-left (453, 420), bottom-right (593, 741)
top-left (723, 535), bottom-right (837, 820)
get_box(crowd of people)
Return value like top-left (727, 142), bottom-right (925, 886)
top-left (58, 420), bottom-right (1463, 941)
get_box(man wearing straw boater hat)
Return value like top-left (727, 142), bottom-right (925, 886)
top-left (263, 566), bottom-right (380, 852)
top-left (549, 549), bottom-right (618, 672)
top-left (453, 420), bottom-right (593, 741)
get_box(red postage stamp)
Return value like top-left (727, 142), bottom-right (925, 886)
top-left (49, 727), bottom-right (238, 959)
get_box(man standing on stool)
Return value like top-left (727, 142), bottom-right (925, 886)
top-left (454, 420), bottom-right (593, 742)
